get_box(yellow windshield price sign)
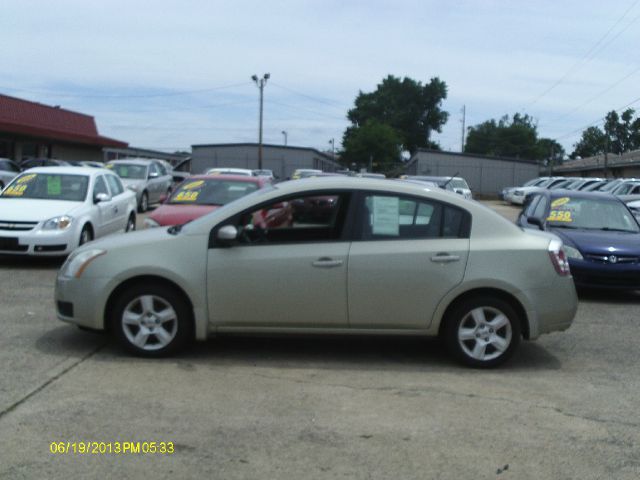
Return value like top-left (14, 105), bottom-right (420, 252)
top-left (547, 210), bottom-right (572, 222)
top-left (17, 173), bottom-right (37, 184)
top-left (181, 180), bottom-right (204, 190)
top-left (174, 191), bottom-right (199, 202)
top-left (551, 197), bottom-right (570, 208)
top-left (3, 184), bottom-right (27, 196)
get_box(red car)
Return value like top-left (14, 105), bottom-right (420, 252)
top-left (144, 175), bottom-right (291, 228)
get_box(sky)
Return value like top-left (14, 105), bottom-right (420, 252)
top-left (2, 0), bottom-right (640, 156)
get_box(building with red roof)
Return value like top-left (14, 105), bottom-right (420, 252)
top-left (0, 93), bottom-right (127, 162)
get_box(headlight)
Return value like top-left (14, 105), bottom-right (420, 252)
top-left (60, 249), bottom-right (107, 278)
top-left (563, 245), bottom-right (583, 260)
top-left (43, 215), bottom-right (73, 230)
top-left (514, 190), bottom-right (523, 196)
top-left (144, 218), bottom-right (160, 228)
top-left (127, 184), bottom-right (140, 192)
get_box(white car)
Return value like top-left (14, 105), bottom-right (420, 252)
top-left (206, 168), bottom-right (254, 176)
top-left (0, 167), bottom-right (137, 256)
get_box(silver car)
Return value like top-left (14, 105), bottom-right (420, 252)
top-left (106, 159), bottom-right (173, 212)
top-left (55, 177), bottom-right (577, 367)
top-left (0, 158), bottom-right (21, 189)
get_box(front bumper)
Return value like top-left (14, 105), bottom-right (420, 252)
top-left (0, 227), bottom-right (78, 256)
top-left (55, 274), bottom-right (112, 329)
top-left (569, 259), bottom-right (640, 290)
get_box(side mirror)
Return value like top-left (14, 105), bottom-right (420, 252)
top-left (527, 217), bottom-right (545, 230)
top-left (216, 225), bottom-right (238, 246)
top-left (94, 192), bottom-right (110, 204)
top-left (148, 172), bottom-right (159, 179)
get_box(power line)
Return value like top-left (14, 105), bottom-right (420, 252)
top-left (526, 0), bottom-right (640, 108)
top-left (270, 82), bottom-right (344, 107)
top-left (266, 99), bottom-right (347, 121)
top-left (0, 82), bottom-right (251, 99)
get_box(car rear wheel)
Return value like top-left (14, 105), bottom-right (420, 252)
top-left (111, 283), bottom-right (192, 357)
top-left (444, 296), bottom-right (521, 368)
top-left (138, 192), bottom-right (148, 213)
top-left (125, 213), bottom-right (136, 232)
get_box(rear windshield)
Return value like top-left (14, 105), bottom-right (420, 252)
top-left (1, 173), bottom-right (89, 202)
top-left (106, 163), bottom-right (147, 179)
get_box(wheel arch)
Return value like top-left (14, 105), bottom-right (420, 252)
top-left (437, 287), bottom-right (530, 340)
top-left (104, 275), bottom-right (195, 335)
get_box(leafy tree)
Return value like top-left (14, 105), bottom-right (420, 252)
top-left (464, 113), bottom-right (562, 161)
top-left (340, 120), bottom-right (402, 173)
top-left (571, 126), bottom-right (607, 158)
top-left (571, 108), bottom-right (640, 158)
top-left (344, 75), bottom-right (449, 155)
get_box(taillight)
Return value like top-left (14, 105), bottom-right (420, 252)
top-left (548, 238), bottom-right (571, 276)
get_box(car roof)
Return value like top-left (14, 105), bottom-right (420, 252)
top-left (20, 166), bottom-right (110, 176)
top-left (543, 189), bottom-right (619, 201)
top-left (108, 159), bottom-right (154, 166)
top-left (187, 174), bottom-right (261, 183)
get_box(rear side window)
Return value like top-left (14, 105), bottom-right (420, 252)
top-left (358, 194), bottom-right (469, 240)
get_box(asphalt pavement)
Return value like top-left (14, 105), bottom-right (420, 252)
top-left (0, 202), bottom-right (639, 479)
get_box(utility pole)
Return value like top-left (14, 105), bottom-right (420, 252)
top-left (329, 138), bottom-right (335, 161)
top-left (251, 73), bottom-right (270, 170)
top-left (281, 130), bottom-right (287, 146)
top-left (460, 105), bottom-right (466, 152)
top-left (604, 134), bottom-right (609, 179)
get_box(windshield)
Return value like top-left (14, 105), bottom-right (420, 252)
top-left (169, 179), bottom-right (259, 205)
top-left (547, 196), bottom-right (640, 232)
top-left (1, 173), bottom-right (89, 202)
top-left (449, 179), bottom-right (469, 189)
top-left (523, 178), bottom-right (544, 187)
top-left (107, 163), bottom-right (147, 179)
top-left (598, 179), bottom-right (622, 192)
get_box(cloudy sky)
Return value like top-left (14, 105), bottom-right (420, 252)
top-left (2, 0), bottom-right (640, 156)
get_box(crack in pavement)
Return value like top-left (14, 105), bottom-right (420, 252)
top-left (0, 343), bottom-right (106, 422)
top-left (250, 371), bottom-right (640, 430)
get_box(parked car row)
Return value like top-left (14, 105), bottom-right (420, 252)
top-left (502, 176), bottom-right (640, 205)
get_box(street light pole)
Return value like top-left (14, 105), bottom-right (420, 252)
top-left (282, 130), bottom-right (288, 146)
top-left (252, 73), bottom-right (270, 170)
top-left (329, 138), bottom-right (335, 160)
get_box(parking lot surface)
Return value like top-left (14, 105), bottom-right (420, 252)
top-left (0, 202), bottom-right (639, 479)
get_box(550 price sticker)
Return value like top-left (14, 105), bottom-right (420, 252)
top-left (50, 441), bottom-right (175, 455)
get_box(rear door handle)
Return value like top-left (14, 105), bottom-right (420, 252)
top-left (312, 257), bottom-right (344, 268)
top-left (430, 253), bottom-right (460, 263)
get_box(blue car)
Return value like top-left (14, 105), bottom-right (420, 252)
top-left (517, 190), bottom-right (640, 289)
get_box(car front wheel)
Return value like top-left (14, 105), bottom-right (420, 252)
top-left (111, 283), bottom-right (192, 357)
top-left (138, 192), bottom-right (148, 213)
top-left (444, 296), bottom-right (521, 368)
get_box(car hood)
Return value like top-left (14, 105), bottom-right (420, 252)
top-left (148, 204), bottom-right (220, 226)
top-left (551, 228), bottom-right (640, 255)
top-left (0, 199), bottom-right (84, 221)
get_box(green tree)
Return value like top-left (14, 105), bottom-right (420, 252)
top-left (464, 113), bottom-right (561, 161)
top-left (340, 120), bottom-right (402, 173)
top-left (345, 75), bottom-right (449, 155)
top-left (571, 126), bottom-right (607, 158)
top-left (571, 108), bottom-right (640, 158)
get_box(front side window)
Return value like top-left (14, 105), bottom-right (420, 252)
top-left (1, 173), bottom-right (89, 202)
top-left (231, 192), bottom-right (348, 245)
top-left (358, 194), bottom-right (468, 240)
top-left (105, 174), bottom-right (124, 195)
top-left (93, 176), bottom-right (109, 197)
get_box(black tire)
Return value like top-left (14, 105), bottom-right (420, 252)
top-left (110, 282), bottom-right (193, 357)
top-left (125, 213), bottom-right (136, 232)
top-left (138, 192), bottom-right (148, 213)
top-left (79, 224), bottom-right (93, 246)
top-left (444, 296), bottom-right (521, 368)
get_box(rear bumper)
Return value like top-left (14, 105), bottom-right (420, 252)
top-left (524, 275), bottom-right (578, 338)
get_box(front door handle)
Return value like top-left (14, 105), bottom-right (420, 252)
top-left (430, 253), bottom-right (460, 263)
top-left (312, 257), bottom-right (344, 268)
